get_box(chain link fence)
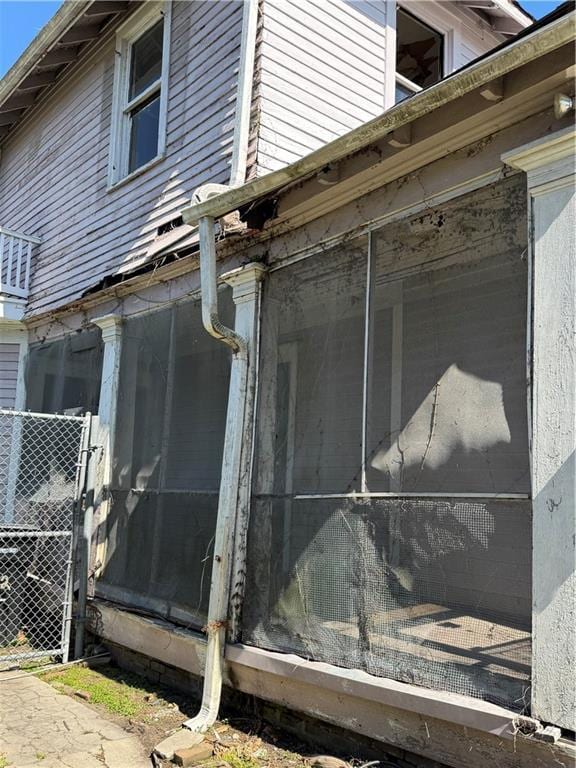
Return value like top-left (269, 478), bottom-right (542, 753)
top-left (0, 409), bottom-right (88, 669)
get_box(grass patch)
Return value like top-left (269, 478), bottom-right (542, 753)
top-left (39, 666), bottom-right (149, 718)
top-left (0, 753), bottom-right (9, 768)
top-left (219, 753), bottom-right (261, 768)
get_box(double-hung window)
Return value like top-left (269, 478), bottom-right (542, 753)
top-left (109, 2), bottom-right (171, 187)
top-left (395, 6), bottom-right (444, 103)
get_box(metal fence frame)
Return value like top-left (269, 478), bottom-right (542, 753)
top-left (0, 408), bottom-right (91, 669)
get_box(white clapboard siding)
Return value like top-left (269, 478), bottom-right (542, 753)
top-left (255, 0), bottom-right (504, 177)
top-left (0, 0), bottom-right (243, 316)
top-left (0, 344), bottom-right (20, 409)
top-left (255, 0), bottom-right (390, 176)
top-left (458, 23), bottom-right (499, 68)
top-left (0, 0), bottom-right (508, 318)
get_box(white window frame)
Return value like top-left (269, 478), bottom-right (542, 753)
top-left (108, 1), bottom-right (172, 189)
top-left (394, 1), bottom-right (455, 102)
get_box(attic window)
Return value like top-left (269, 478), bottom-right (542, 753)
top-left (395, 7), bottom-right (443, 103)
top-left (108, 2), bottom-right (172, 187)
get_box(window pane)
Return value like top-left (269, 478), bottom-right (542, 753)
top-left (254, 239), bottom-right (367, 495)
top-left (128, 93), bottom-right (160, 173)
top-left (243, 495), bottom-right (531, 709)
top-left (395, 81), bottom-right (413, 103)
top-left (243, 177), bottom-right (531, 714)
top-left (129, 19), bottom-right (163, 100)
top-left (113, 306), bottom-right (172, 491)
top-left (165, 293), bottom-right (234, 491)
top-left (396, 8), bottom-right (442, 89)
top-left (366, 177), bottom-right (529, 494)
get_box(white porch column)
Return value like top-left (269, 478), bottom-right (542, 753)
top-left (0, 297), bottom-right (28, 410)
top-left (503, 127), bottom-right (576, 730)
top-left (222, 262), bottom-right (267, 640)
top-left (0, 317), bottom-right (28, 525)
top-left (0, 320), bottom-right (28, 410)
top-left (91, 314), bottom-right (122, 576)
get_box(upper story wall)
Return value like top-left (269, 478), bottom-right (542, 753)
top-left (0, 0), bottom-right (243, 317)
top-left (0, 0), bottom-right (511, 319)
top-left (253, 0), bottom-right (391, 175)
top-left (252, 0), bottom-right (504, 175)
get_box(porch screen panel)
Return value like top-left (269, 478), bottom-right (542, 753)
top-left (254, 238), bottom-right (367, 496)
top-left (25, 329), bottom-right (104, 414)
top-left (367, 180), bottom-right (529, 494)
top-left (99, 292), bottom-right (233, 627)
top-left (243, 176), bottom-right (532, 710)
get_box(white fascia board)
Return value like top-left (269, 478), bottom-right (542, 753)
top-left (501, 126), bottom-right (576, 172)
top-left (490, 0), bottom-right (534, 28)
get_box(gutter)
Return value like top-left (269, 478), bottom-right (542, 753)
top-left (178, 0), bottom-right (259, 402)
top-left (181, 9), bottom-right (575, 227)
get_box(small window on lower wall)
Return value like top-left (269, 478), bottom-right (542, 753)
top-left (24, 328), bottom-right (104, 415)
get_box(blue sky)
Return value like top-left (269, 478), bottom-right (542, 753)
top-left (0, 0), bottom-right (567, 77)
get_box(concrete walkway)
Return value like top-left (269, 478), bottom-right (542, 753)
top-left (0, 671), bottom-right (151, 768)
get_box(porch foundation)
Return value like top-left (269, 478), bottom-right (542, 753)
top-left (90, 599), bottom-right (576, 768)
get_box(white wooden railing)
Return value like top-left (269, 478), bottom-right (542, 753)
top-left (0, 226), bottom-right (41, 299)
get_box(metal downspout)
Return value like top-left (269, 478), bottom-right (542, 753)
top-left (184, 215), bottom-right (249, 732)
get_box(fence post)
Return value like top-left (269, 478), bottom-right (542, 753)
top-left (68, 413), bottom-right (95, 660)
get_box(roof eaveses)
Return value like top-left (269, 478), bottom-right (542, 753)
top-left (0, 0), bottom-right (131, 143)
top-left (181, 4), bottom-right (575, 228)
top-left (0, 0), bottom-right (533, 144)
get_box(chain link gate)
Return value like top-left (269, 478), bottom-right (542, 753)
top-left (0, 409), bottom-right (91, 669)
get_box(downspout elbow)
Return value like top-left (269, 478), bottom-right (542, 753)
top-left (198, 215), bottom-right (248, 359)
top-left (203, 307), bottom-right (247, 360)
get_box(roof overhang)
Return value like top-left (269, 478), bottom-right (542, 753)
top-left (181, 7), bottom-right (575, 229)
top-left (459, 0), bottom-right (533, 35)
top-left (0, 0), bottom-right (534, 146)
top-left (0, 0), bottom-right (135, 143)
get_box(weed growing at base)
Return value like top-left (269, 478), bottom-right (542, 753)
top-left (40, 666), bottom-right (148, 717)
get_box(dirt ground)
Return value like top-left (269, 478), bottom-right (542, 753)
top-left (37, 663), bottom-right (399, 768)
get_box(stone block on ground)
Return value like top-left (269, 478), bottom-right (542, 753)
top-left (310, 757), bottom-right (350, 768)
top-left (173, 740), bottom-right (214, 766)
top-left (153, 728), bottom-right (205, 760)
